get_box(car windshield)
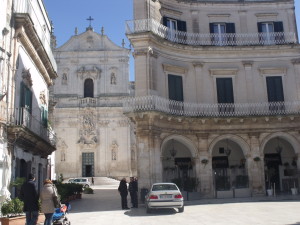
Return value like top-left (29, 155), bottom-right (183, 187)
top-left (152, 184), bottom-right (178, 191)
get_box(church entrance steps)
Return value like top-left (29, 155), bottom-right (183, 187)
top-left (90, 177), bottom-right (120, 186)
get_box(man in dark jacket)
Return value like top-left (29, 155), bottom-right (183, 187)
top-left (20, 173), bottom-right (39, 225)
top-left (128, 177), bottom-right (138, 208)
top-left (118, 178), bottom-right (129, 210)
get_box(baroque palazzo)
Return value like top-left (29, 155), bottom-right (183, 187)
top-left (0, 0), bottom-right (57, 199)
top-left (125, 0), bottom-right (300, 197)
top-left (52, 26), bottom-right (136, 179)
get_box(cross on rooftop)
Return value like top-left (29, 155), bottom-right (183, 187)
top-left (87, 16), bottom-right (94, 27)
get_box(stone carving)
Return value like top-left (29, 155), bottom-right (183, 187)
top-left (111, 140), bottom-right (118, 160)
top-left (39, 90), bottom-right (47, 106)
top-left (22, 68), bottom-right (32, 87)
top-left (77, 66), bottom-right (101, 80)
top-left (111, 73), bottom-right (116, 85)
top-left (78, 111), bottom-right (98, 148)
top-left (57, 138), bottom-right (68, 161)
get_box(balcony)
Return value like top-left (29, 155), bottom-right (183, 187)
top-left (8, 108), bottom-right (56, 153)
top-left (13, 0), bottom-right (57, 73)
top-left (126, 19), bottom-right (297, 46)
top-left (123, 95), bottom-right (300, 117)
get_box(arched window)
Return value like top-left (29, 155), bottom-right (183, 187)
top-left (84, 78), bottom-right (94, 98)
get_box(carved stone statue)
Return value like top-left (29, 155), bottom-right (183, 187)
top-left (111, 73), bottom-right (116, 85)
top-left (62, 73), bottom-right (68, 85)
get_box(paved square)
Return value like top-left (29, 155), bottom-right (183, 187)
top-left (63, 185), bottom-right (300, 225)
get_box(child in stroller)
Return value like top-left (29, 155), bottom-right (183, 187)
top-left (52, 203), bottom-right (71, 225)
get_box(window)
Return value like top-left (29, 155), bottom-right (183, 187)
top-left (266, 76), bottom-right (285, 112)
top-left (41, 106), bottom-right (48, 128)
top-left (258, 22), bottom-right (284, 45)
top-left (163, 17), bottom-right (186, 43)
top-left (216, 78), bottom-right (234, 114)
top-left (168, 74), bottom-right (183, 113)
top-left (168, 74), bottom-right (183, 102)
top-left (209, 23), bottom-right (236, 45)
top-left (20, 82), bottom-right (32, 113)
top-left (84, 78), bottom-right (94, 98)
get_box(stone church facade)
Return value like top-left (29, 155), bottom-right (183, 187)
top-left (125, 0), bottom-right (300, 198)
top-left (52, 27), bottom-right (136, 179)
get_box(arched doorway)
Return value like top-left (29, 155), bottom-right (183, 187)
top-left (161, 138), bottom-right (196, 191)
top-left (211, 138), bottom-right (249, 197)
top-left (263, 137), bottom-right (298, 194)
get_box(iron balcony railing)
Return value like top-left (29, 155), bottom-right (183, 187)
top-left (123, 95), bottom-right (300, 117)
top-left (126, 19), bottom-right (297, 46)
top-left (10, 107), bottom-right (56, 146)
top-left (13, 0), bottom-right (57, 71)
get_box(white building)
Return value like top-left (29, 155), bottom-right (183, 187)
top-left (52, 26), bottom-right (136, 179)
top-left (0, 0), bottom-right (57, 199)
top-left (125, 0), bottom-right (300, 198)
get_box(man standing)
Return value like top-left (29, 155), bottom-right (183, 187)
top-left (20, 173), bottom-right (39, 225)
top-left (133, 177), bottom-right (138, 208)
top-left (128, 177), bottom-right (135, 207)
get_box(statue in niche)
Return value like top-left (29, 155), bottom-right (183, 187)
top-left (111, 73), bottom-right (116, 85)
top-left (61, 151), bottom-right (65, 161)
top-left (62, 73), bottom-right (68, 85)
top-left (112, 151), bottom-right (117, 161)
top-left (111, 140), bottom-right (118, 160)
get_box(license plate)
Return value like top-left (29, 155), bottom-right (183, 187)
top-left (160, 194), bottom-right (172, 199)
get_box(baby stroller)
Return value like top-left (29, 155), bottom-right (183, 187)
top-left (53, 203), bottom-right (71, 225)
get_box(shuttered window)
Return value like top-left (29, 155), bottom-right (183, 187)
top-left (266, 76), bottom-right (284, 102)
top-left (216, 78), bottom-right (234, 104)
top-left (257, 21), bottom-right (284, 44)
top-left (168, 74), bottom-right (183, 102)
top-left (20, 82), bottom-right (32, 113)
top-left (209, 23), bottom-right (236, 45)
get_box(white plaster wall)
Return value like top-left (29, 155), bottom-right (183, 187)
top-left (15, 47), bottom-right (49, 120)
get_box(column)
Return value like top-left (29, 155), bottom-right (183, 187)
top-left (197, 134), bottom-right (213, 198)
top-left (248, 133), bottom-right (265, 196)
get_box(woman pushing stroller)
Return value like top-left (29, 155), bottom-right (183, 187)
top-left (40, 179), bottom-right (59, 225)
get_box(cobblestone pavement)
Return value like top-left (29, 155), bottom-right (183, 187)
top-left (56, 184), bottom-right (300, 225)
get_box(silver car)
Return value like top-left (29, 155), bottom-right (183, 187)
top-left (145, 182), bottom-right (184, 213)
top-left (70, 178), bottom-right (91, 188)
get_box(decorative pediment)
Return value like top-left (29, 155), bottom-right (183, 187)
top-left (162, 63), bottom-right (187, 75)
top-left (77, 66), bottom-right (102, 80)
top-left (209, 68), bottom-right (238, 76)
top-left (258, 67), bottom-right (286, 76)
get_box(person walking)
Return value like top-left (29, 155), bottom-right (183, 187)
top-left (91, 177), bottom-right (94, 185)
top-left (20, 173), bottom-right (39, 225)
top-left (118, 178), bottom-right (129, 210)
top-left (40, 179), bottom-right (58, 225)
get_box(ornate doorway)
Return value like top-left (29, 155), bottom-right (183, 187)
top-left (82, 152), bottom-right (94, 177)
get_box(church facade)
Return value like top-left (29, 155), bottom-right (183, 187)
top-left (125, 0), bottom-right (300, 198)
top-left (52, 27), bottom-right (136, 179)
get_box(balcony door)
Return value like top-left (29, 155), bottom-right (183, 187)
top-left (266, 76), bottom-right (284, 112)
top-left (258, 22), bottom-right (284, 45)
top-left (168, 74), bottom-right (183, 113)
top-left (216, 78), bottom-right (234, 114)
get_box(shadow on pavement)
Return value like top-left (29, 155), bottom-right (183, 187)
top-left (124, 208), bottom-right (178, 217)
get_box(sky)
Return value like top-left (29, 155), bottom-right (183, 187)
top-left (44, 0), bottom-right (300, 81)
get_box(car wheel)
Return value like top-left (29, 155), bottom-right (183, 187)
top-left (84, 184), bottom-right (89, 188)
top-left (178, 205), bottom-right (184, 213)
